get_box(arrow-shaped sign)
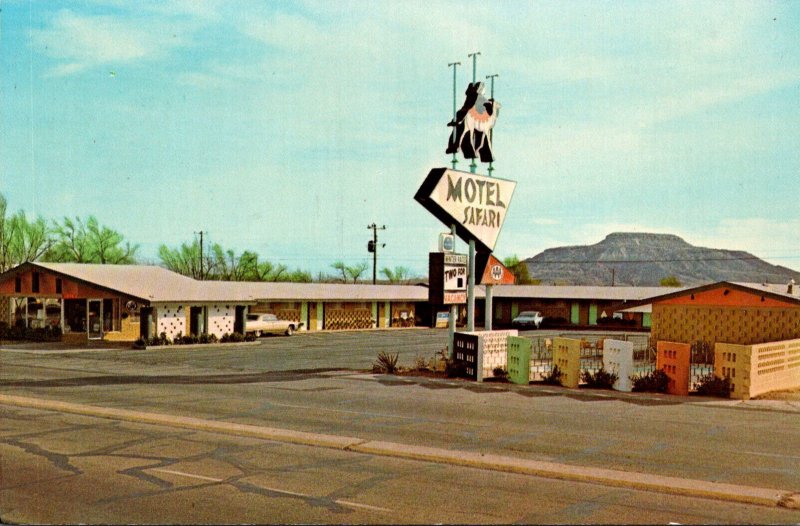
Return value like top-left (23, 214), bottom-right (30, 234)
top-left (414, 168), bottom-right (516, 253)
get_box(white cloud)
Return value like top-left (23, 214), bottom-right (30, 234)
top-left (31, 9), bottom-right (187, 76)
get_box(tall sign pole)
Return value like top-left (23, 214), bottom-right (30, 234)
top-left (447, 60), bottom-right (462, 356)
top-left (448, 62), bottom-right (461, 171)
top-left (466, 51), bottom-right (480, 332)
top-left (484, 73), bottom-right (499, 330)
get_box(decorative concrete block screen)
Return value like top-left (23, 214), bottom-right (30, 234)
top-left (553, 337), bottom-right (581, 388)
top-left (507, 336), bottom-right (532, 385)
top-left (656, 341), bottom-right (691, 396)
top-left (453, 332), bottom-right (480, 380)
top-left (603, 339), bottom-right (633, 392)
top-left (453, 330), bottom-right (519, 382)
top-left (208, 304), bottom-right (235, 338)
top-left (157, 303), bottom-right (187, 341)
top-left (716, 339), bottom-right (800, 400)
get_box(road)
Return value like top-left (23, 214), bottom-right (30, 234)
top-left (1, 329), bottom-right (799, 523)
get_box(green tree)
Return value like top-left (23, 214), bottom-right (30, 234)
top-left (45, 216), bottom-right (138, 264)
top-left (331, 260), bottom-right (369, 283)
top-left (158, 239), bottom-right (204, 278)
top-left (380, 265), bottom-right (412, 284)
top-left (0, 194), bottom-right (53, 271)
top-left (159, 239), bottom-right (311, 282)
top-left (660, 275), bottom-right (682, 287)
top-left (502, 255), bottom-right (539, 285)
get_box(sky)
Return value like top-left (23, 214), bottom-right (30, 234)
top-left (2, 1), bottom-right (800, 278)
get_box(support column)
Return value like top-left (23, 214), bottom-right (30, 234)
top-left (484, 285), bottom-right (493, 331)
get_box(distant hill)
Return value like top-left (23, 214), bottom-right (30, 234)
top-left (524, 232), bottom-right (800, 286)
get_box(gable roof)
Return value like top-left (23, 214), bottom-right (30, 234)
top-left (633, 281), bottom-right (800, 307)
top-left (14, 263), bottom-right (429, 303)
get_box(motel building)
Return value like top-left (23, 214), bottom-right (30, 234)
top-left (0, 262), bottom-right (668, 344)
top-left (0, 263), bottom-right (430, 344)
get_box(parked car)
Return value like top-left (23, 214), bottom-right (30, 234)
top-left (245, 313), bottom-right (302, 336)
top-left (511, 310), bottom-right (544, 329)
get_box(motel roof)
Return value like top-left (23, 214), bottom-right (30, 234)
top-left (485, 284), bottom-right (678, 302)
top-left (624, 281), bottom-right (800, 308)
top-left (21, 263), bottom-right (430, 304)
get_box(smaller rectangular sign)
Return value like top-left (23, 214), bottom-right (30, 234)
top-left (443, 263), bottom-right (467, 291)
top-left (435, 311), bottom-right (450, 328)
top-left (443, 291), bottom-right (467, 304)
top-left (444, 253), bottom-right (467, 265)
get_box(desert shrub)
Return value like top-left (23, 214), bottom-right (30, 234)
top-left (631, 369), bottom-right (670, 392)
top-left (695, 374), bottom-right (731, 398)
top-left (542, 364), bottom-right (564, 385)
top-left (412, 353), bottom-right (432, 371)
top-left (581, 368), bottom-right (618, 389)
top-left (208, 333), bottom-right (218, 344)
top-left (372, 351), bottom-right (399, 374)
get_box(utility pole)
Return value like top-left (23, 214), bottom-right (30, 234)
top-left (367, 223), bottom-right (385, 285)
top-left (195, 230), bottom-right (205, 280)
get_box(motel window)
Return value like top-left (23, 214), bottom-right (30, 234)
top-left (32, 272), bottom-right (40, 293)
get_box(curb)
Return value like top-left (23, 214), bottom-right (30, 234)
top-left (1, 394), bottom-right (797, 509)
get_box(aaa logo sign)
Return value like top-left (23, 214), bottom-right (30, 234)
top-left (414, 168), bottom-right (516, 253)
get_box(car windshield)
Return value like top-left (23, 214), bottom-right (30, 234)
top-left (246, 314), bottom-right (259, 321)
top-left (519, 311), bottom-right (539, 317)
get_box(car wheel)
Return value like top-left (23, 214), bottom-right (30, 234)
top-left (285, 325), bottom-right (294, 336)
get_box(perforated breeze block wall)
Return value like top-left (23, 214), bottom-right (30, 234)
top-left (603, 339), bottom-right (633, 392)
top-left (652, 305), bottom-right (800, 346)
top-left (656, 341), bottom-right (691, 396)
top-left (507, 336), bottom-right (532, 385)
top-left (553, 337), bottom-right (581, 388)
top-left (324, 302), bottom-right (373, 330)
top-left (477, 330), bottom-right (518, 381)
top-left (716, 339), bottom-right (800, 399)
top-left (454, 330), bottom-right (518, 381)
top-left (156, 304), bottom-right (187, 341)
top-left (453, 332), bottom-right (479, 380)
top-left (208, 304), bottom-right (235, 338)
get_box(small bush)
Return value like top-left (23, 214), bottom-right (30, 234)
top-left (372, 351), bottom-right (399, 374)
top-left (133, 337), bottom-right (146, 349)
top-left (631, 369), bottom-right (670, 393)
top-left (542, 365), bottom-right (563, 385)
top-left (581, 368), bottom-right (618, 389)
top-left (695, 374), bottom-right (731, 398)
top-left (493, 366), bottom-right (508, 379)
top-left (412, 353), bottom-right (432, 371)
top-left (208, 333), bottom-right (218, 344)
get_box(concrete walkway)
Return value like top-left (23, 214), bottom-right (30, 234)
top-left (1, 393), bottom-right (797, 510)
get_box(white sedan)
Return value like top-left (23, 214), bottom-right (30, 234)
top-left (245, 313), bottom-right (302, 336)
top-left (511, 310), bottom-right (544, 329)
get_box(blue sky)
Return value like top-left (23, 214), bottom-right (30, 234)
top-left (3, 1), bottom-right (800, 277)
